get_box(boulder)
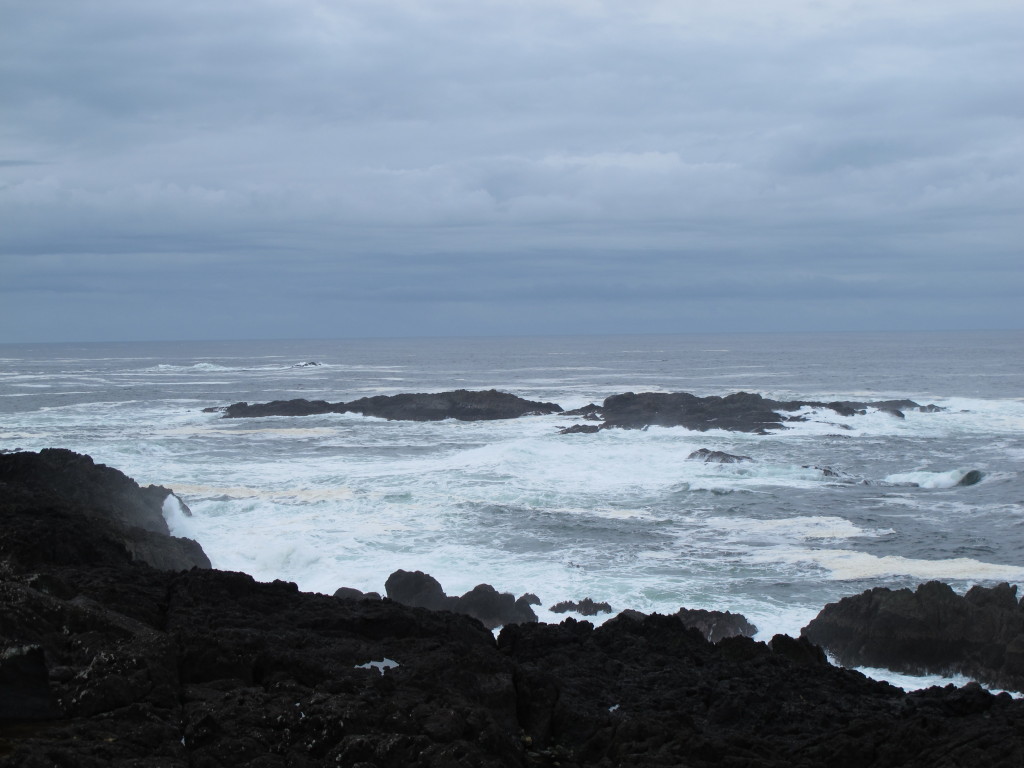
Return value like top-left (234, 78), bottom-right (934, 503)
top-left (384, 570), bottom-right (538, 629)
top-left (333, 586), bottom-right (382, 601)
top-left (224, 398), bottom-right (339, 418)
top-left (569, 392), bottom-right (938, 434)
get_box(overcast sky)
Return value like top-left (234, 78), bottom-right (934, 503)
top-left (1, 0), bottom-right (1021, 342)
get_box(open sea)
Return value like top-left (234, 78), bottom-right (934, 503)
top-left (1, 331), bottom-right (1022, 690)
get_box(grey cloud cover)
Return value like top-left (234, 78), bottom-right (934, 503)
top-left (1, 0), bottom-right (1021, 341)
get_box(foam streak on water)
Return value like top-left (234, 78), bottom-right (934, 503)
top-left (1, 331), bottom-right (1022, 693)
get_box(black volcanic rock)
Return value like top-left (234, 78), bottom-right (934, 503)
top-left (803, 581), bottom-right (1024, 692)
top-left (384, 569), bottom-right (455, 612)
top-left (549, 598), bottom-right (613, 616)
top-left (600, 391), bottom-right (789, 433)
top-left (557, 423), bottom-right (601, 435)
top-left (0, 449), bottom-right (209, 571)
top-left (4, 454), bottom-right (1024, 766)
top-left (675, 607), bottom-right (758, 642)
top-left (687, 448), bottom-right (753, 463)
top-left (224, 398), bottom-right (339, 418)
top-left (385, 569), bottom-right (538, 629)
top-left (498, 614), bottom-right (1024, 767)
top-left (344, 389), bottom-right (563, 421)
top-left (595, 392), bottom-right (938, 434)
top-left (221, 390), bottom-right (562, 421)
top-left (958, 469), bottom-right (984, 486)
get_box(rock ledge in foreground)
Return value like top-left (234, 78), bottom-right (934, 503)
top-left (802, 580), bottom-right (1024, 692)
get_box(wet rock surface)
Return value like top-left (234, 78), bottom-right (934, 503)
top-left (803, 580), bottom-right (1024, 692)
top-left (384, 569), bottom-right (539, 629)
top-left (222, 390), bottom-right (563, 421)
top-left (3, 450), bottom-right (1024, 767)
top-left (558, 392), bottom-right (941, 434)
top-left (674, 608), bottom-right (758, 642)
top-left (217, 391), bottom-right (942, 434)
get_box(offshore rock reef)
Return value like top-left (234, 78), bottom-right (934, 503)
top-left (3, 450), bottom-right (1024, 767)
top-left (206, 388), bottom-right (941, 435)
top-left (213, 389), bottom-right (563, 421)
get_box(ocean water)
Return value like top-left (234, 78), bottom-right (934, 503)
top-left (1, 331), bottom-right (1022, 690)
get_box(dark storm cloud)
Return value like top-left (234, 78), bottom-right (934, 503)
top-left (0, 0), bottom-right (1021, 341)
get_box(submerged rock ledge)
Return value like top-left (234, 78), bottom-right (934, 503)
top-left (2, 450), bottom-right (1022, 767)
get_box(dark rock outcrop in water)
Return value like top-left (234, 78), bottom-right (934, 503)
top-left (384, 569), bottom-right (540, 629)
top-left (687, 448), bottom-right (753, 463)
top-left (803, 581), bottom-right (1024, 692)
top-left (567, 392), bottom-right (943, 434)
top-left (222, 389), bottom-right (562, 421)
top-left (549, 598), bottom-right (613, 616)
top-left (218, 390), bottom-right (944, 434)
top-left (4, 452), bottom-right (1024, 766)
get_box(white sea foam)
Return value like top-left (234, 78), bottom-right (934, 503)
top-left (756, 548), bottom-right (1024, 583)
top-left (161, 493), bottom-right (199, 539)
top-left (851, 664), bottom-right (1023, 697)
top-left (708, 515), bottom-right (889, 542)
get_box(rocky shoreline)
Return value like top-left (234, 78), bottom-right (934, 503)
top-left (3, 449), bottom-right (1023, 766)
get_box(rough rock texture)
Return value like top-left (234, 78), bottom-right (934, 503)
top-left (385, 570), bottom-right (539, 629)
top-left (334, 586), bottom-right (382, 601)
top-left (803, 581), bottom-right (1024, 692)
top-left (4, 452), bottom-right (1024, 767)
top-left (549, 598), bottom-right (613, 616)
top-left (567, 392), bottom-right (942, 434)
top-left (687, 449), bottom-right (753, 463)
top-left (0, 449), bottom-right (210, 572)
top-left (675, 608), bottom-right (758, 642)
top-left (222, 390), bottom-right (563, 421)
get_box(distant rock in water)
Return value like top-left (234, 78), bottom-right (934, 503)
top-left (803, 581), bottom-right (1024, 692)
top-left (687, 449), bottom-right (753, 464)
top-left (224, 399), bottom-right (340, 418)
top-left (344, 390), bottom-right (563, 421)
top-left (558, 423), bottom-right (601, 435)
top-left (559, 392), bottom-right (943, 434)
top-left (675, 607), bottom-right (758, 642)
top-left (293, 361), bottom-right (321, 367)
top-left (549, 598), bottom-right (613, 616)
top-left (221, 390), bottom-right (562, 421)
top-left (600, 392), bottom-right (789, 433)
top-left (384, 569), bottom-right (538, 629)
